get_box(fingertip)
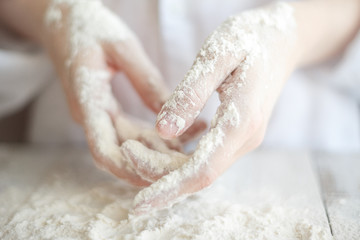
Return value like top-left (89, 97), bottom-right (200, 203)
top-left (156, 121), bottom-right (175, 140)
top-left (156, 111), bottom-right (190, 139)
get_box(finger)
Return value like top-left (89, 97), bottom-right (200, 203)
top-left (106, 39), bottom-right (169, 113)
top-left (136, 121), bottom-right (208, 153)
top-left (113, 114), bottom-right (187, 181)
top-left (133, 98), bottom-right (244, 213)
top-left (68, 48), bottom-right (152, 186)
top-left (121, 139), bottom-right (188, 182)
top-left (114, 116), bottom-right (184, 152)
top-left (156, 33), bottom-right (244, 139)
top-left (85, 112), bottom-right (151, 187)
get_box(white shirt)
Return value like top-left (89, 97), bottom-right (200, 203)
top-left (1, 0), bottom-right (359, 152)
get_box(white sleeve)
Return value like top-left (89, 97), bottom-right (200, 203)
top-left (306, 31), bottom-right (360, 102)
top-left (326, 30), bottom-right (360, 101)
top-left (304, 30), bottom-right (360, 102)
top-left (0, 29), bottom-right (53, 118)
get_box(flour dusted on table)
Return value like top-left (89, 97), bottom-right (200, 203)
top-left (1, 165), bottom-right (332, 240)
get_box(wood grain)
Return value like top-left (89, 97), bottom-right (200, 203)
top-left (0, 146), bottom-right (334, 238)
top-left (315, 153), bottom-right (360, 240)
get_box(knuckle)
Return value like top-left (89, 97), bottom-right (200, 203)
top-left (163, 86), bottom-right (203, 116)
top-left (184, 87), bottom-right (204, 107)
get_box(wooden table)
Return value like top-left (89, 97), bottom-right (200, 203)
top-left (315, 152), bottom-right (360, 239)
top-left (0, 145), bottom-right (359, 239)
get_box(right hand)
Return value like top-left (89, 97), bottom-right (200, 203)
top-left (133, 1), bottom-right (300, 212)
top-left (41, 0), bottom-right (206, 186)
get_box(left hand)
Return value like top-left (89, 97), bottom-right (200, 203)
top-left (41, 0), bottom-right (206, 186)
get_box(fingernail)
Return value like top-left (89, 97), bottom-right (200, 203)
top-left (156, 110), bottom-right (167, 124)
top-left (156, 112), bottom-right (186, 138)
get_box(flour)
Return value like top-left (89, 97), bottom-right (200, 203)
top-left (121, 139), bottom-right (188, 181)
top-left (1, 185), bottom-right (331, 240)
top-left (135, 2), bottom-right (296, 211)
top-left (1, 152), bottom-right (333, 240)
top-left (175, 117), bottom-right (186, 135)
top-left (326, 197), bottom-right (360, 239)
top-left (45, 0), bottom-right (134, 65)
top-left (74, 67), bottom-right (125, 167)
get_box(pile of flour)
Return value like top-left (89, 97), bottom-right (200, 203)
top-left (0, 150), bottom-right (332, 240)
top-left (1, 176), bottom-right (330, 240)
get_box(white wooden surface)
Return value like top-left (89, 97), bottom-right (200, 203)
top-left (315, 153), bottom-right (360, 240)
top-left (0, 146), bottom-right (56, 227)
top-left (1, 145), bottom-right (352, 239)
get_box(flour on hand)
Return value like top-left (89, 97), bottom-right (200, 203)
top-left (135, 1), bottom-right (297, 211)
top-left (45, 0), bottom-right (134, 65)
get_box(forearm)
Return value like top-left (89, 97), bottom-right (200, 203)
top-left (293, 0), bottom-right (360, 67)
top-left (0, 0), bottom-right (49, 43)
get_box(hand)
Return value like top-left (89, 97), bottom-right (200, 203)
top-left (133, 2), bottom-right (300, 212)
top-left (42, 1), bottom-right (206, 186)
